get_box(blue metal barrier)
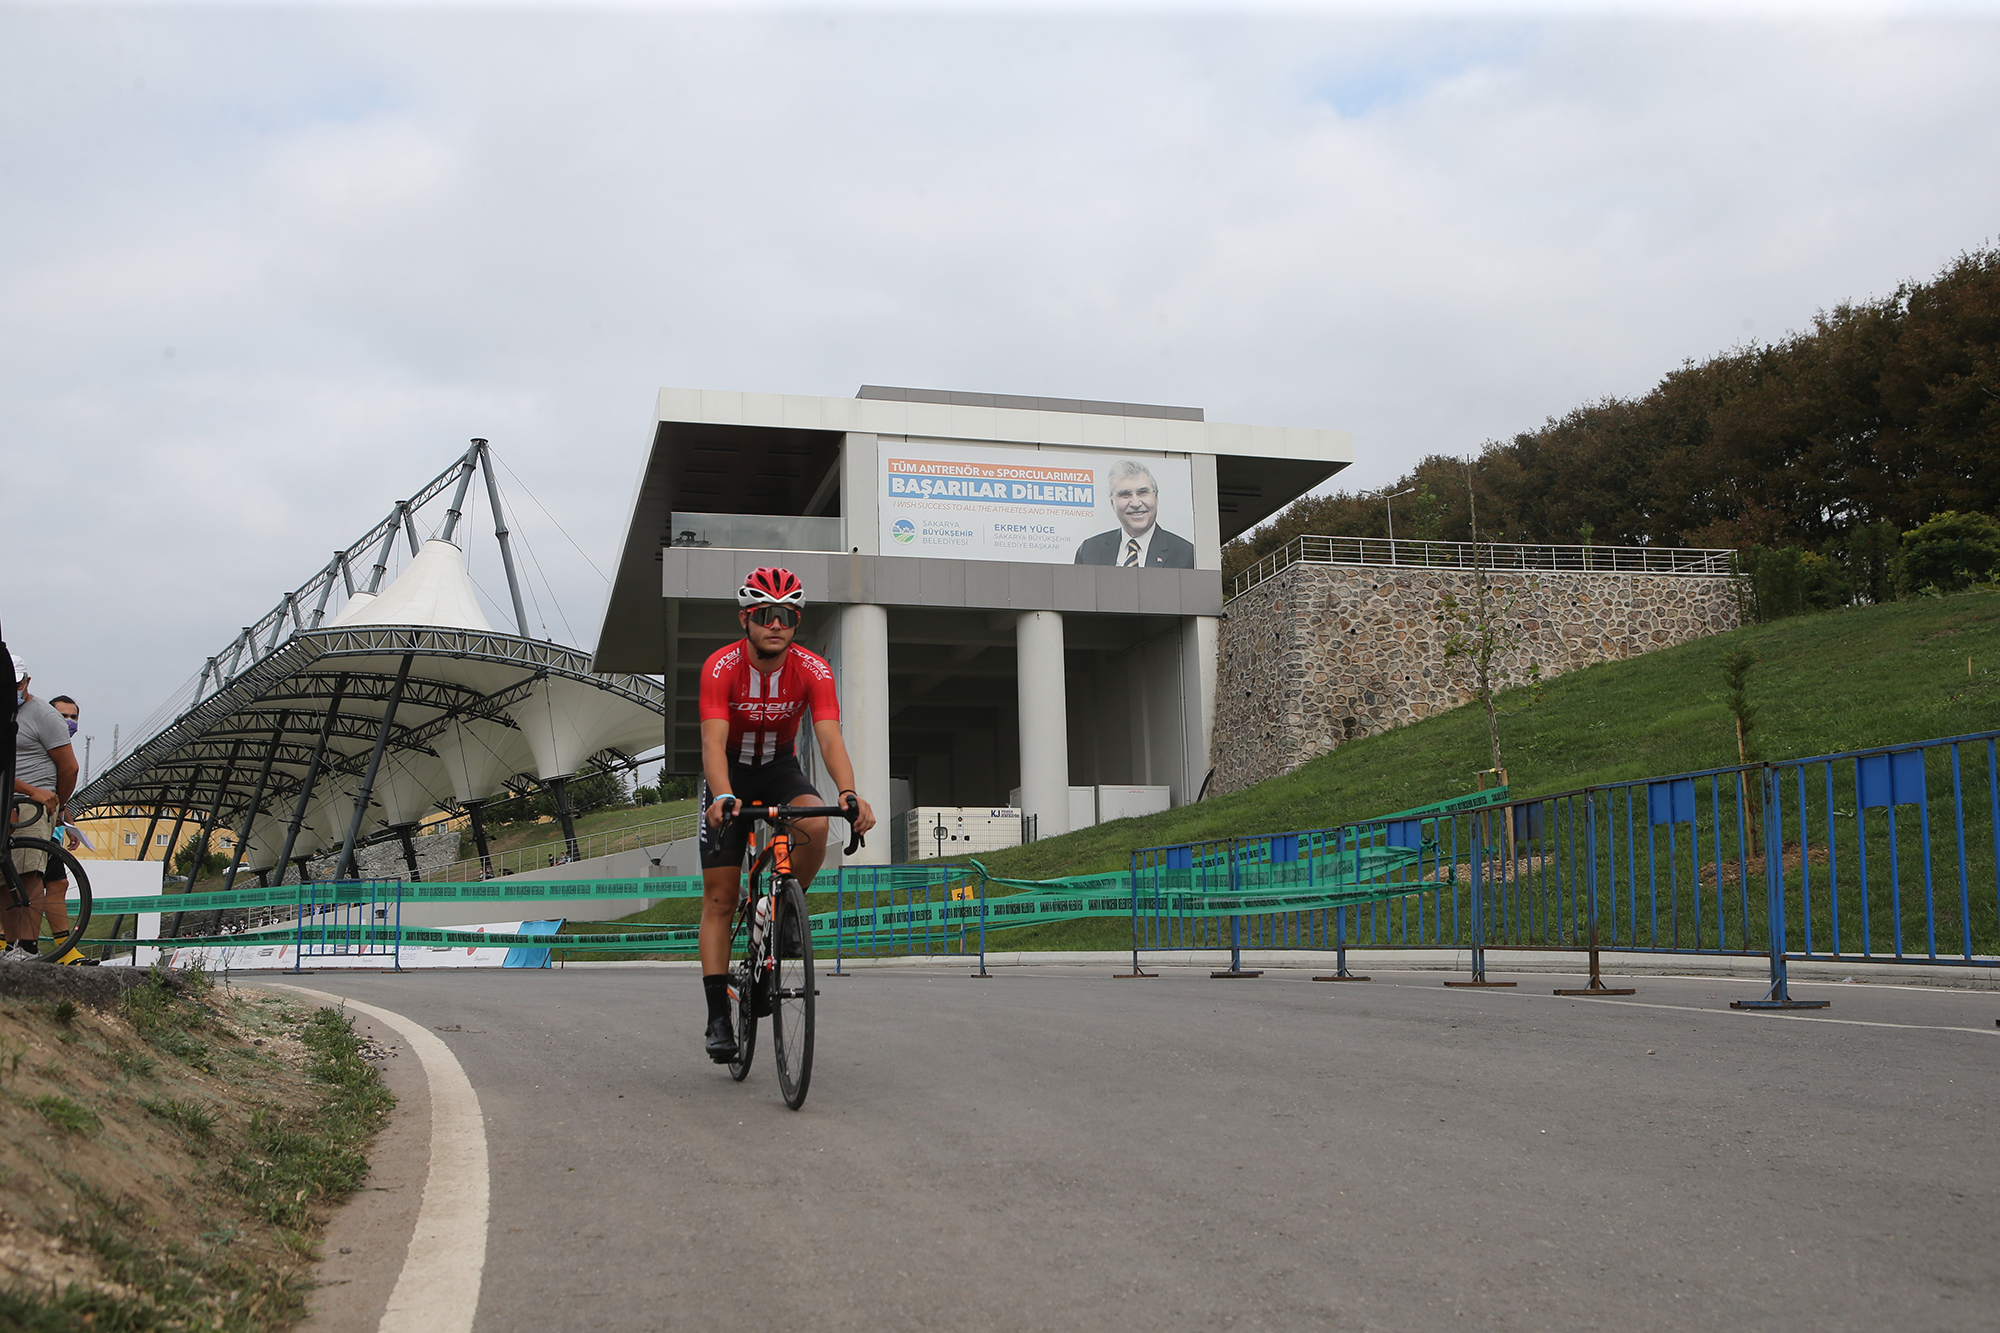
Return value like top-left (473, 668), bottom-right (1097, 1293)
top-left (1130, 729), bottom-right (2000, 1000)
top-left (821, 863), bottom-right (983, 974)
top-left (290, 878), bottom-right (402, 971)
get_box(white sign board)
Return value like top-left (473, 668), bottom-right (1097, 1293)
top-left (879, 441), bottom-right (1196, 567)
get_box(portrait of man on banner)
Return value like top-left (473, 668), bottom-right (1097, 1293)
top-left (1072, 459), bottom-right (1195, 568)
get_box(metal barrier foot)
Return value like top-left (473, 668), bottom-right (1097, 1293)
top-left (1444, 979), bottom-right (1517, 987)
top-left (1730, 983), bottom-right (1830, 1011)
top-left (1313, 973), bottom-right (1371, 982)
top-left (1553, 947), bottom-right (1635, 997)
top-left (1114, 970), bottom-right (1158, 978)
top-left (1211, 969), bottom-right (1264, 979)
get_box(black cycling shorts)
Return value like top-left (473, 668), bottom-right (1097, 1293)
top-left (697, 755), bottom-right (822, 871)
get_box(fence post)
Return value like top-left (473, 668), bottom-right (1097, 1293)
top-left (828, 867), bottom-right (848, 977)
top-left (1315, 828), bottom-right (1370, 981)
top-left (1117, 851), bottom-right (1157, 977)
top-left (1732, 765), bottom-right (1830, 1010)
top-left (290, 882), bottom-right (304, 973)
top-left (1556, 793), bottom-right (1633, 996)
top-left (1212, 837), bottom-right (1262, 978)
top-left (968, 861), bottom-right (992, 979)
top-left (1447, 816), bottom-right (1516, 988)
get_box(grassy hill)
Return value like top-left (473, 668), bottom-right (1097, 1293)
top-left (976, 588), bottom-right (2000, 883)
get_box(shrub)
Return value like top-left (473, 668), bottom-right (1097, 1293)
top-left (1900, 510), bottom-right (2000, 592)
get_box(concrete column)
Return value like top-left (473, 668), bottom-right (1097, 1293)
top-left (838, 601), bottom-right (891, 865)
top-left (1016, 610), bottom-right (1070, 838)
top-left (1179, 614), bottom-right (1220, 803)
top-left (840, 433), bottom-right (880, 555)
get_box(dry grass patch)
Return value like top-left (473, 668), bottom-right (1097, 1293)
top-left (0, 967), bottom-right (392, 1330)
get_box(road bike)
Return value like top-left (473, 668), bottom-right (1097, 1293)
top-left (722, 800), bottom-right (861, 1110)
top-left (5, 793), bottom-right (94, 962)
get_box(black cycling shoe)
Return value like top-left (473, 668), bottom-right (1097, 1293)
top-left (752, 971), bottom-right (774, 1017)
top-left (704, 1014), bottom-right (738, 1063)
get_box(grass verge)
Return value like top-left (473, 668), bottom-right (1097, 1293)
top-left (0, 968), bottom-right (395, 1330)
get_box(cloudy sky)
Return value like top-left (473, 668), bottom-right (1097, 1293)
top-left (4, 0), bottom-right (1997, 777)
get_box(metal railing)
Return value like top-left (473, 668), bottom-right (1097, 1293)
top-left (425, 810), bottom-right (700, 883)
top-left (668, 512), bottom-right (846, 554)
top-left (1130, 729), bottom-right (2000, 1000)
top-left (1227, 535), bottom-right (1737, 599)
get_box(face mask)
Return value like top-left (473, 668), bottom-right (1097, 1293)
top-left (65, 718), bottom-right (78, 736)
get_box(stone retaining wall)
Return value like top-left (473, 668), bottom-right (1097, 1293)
top-left (1210, 564), bottom-right (1743, 794)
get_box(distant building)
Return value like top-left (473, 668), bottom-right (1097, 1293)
top-left (594, 385), bottom-right (1352, 863)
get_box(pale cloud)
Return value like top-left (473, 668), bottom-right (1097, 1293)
top-left (2, 5), bottom-right (1996, 758)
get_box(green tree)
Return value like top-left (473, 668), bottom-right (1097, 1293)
top-left (1403, 484), bottom-right (1445, 541)
top-left (539, 770), bottom-right (629, 818)
top-left (173, 838), bottom-right (227, 881)
top-left (1434, 472), bottom-right (1536, 775)
top-left (1718, 650), bottom-right (1760, 766)
top-left (1899, 510), bottom-right (2000, 592)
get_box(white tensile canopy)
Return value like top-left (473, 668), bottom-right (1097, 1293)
top-left (77, 523), bottom-right (664, 883)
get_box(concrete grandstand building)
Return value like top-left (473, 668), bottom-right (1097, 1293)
top-left (593, 386), bottom-right (1353, 864)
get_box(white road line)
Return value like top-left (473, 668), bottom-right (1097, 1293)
top-left (1340, 976), bottom-right (2000, 1036)
top-left (1535, 993), bottom-right (2000, 1036)
top-left (274, 985), bottom-right (490, 1333)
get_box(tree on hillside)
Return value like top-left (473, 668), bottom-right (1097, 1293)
top-left (1719, 650), bottom-right (1760, 767)
top-left (1433, 473), bottom-right (1536, 776)
top-left (1225, 245), bottom-right (2000, 580)
top-left (1900, 510), bottom-right (2000, 592)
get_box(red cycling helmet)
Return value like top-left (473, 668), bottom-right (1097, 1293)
top-left (738, 566), bottom-right (806, 609)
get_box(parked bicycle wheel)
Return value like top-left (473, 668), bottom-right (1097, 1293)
top-left (3, 838), bottom-right (92, 962)
top-left (768, 878), bottom-right (815, 1110)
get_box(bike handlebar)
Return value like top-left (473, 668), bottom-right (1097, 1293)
top-left (720, 799), bottom-right (866, 857)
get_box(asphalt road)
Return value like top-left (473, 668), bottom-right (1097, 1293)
top-left (273, 963), bottom-right (2000, 1333)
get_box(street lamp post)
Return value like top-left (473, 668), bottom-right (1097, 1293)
top-left (1372, 487), bottom-right (1416, 564)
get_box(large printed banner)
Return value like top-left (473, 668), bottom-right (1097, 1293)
top-left (879, 441), bottom-right (1197, 567)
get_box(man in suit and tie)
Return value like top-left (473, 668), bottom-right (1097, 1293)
top-left (1072, 459), bottom-right (1196, 568)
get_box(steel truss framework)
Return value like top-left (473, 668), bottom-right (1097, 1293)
top-left (77, 522), bottom-right (666, 879)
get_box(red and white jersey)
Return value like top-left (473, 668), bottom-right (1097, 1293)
top-left (698, 641), bottom-right (841, 766)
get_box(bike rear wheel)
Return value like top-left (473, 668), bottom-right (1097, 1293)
top-left (3, 839), bottom-right (92, 962)
top-left (769, 878), bottom-right (815, 1109)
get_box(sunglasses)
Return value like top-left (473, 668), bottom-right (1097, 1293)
top-left (748, 605), bottom-right (800, 629)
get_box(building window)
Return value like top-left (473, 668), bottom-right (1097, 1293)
top-left (156, 834), bottom-right (169, 846)
top-left (123, 832), bottom-right (137, 845)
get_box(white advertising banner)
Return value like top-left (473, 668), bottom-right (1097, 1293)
top-left (879, 441), bottom-right (1197, 567)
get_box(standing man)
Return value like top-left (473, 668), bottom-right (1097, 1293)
top-left (1072, 459), bottom-right (1195, 568)
top-left (696, 567), bottom-right (876, 1062)
top-left (6, 656), bottom-right (77, 960)
top-left (40, 695), bottom-right (84, 962)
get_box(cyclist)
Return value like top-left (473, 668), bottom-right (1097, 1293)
top-left (697, 567), bottom-right (875, 1062)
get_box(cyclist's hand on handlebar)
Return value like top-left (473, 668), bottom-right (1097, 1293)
top-left (704, 795), bottom-right (738, 830)
top-left (841, 792), bottom-right (877, 838)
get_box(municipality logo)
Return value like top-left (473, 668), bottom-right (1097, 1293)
top-left (891, 519), bottom-right (916, 544)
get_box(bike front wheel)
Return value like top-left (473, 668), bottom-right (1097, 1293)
top-left (727, 958), bottom-right (758, 1081)
top-left (769, 878), bottom-right (815, 1109)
